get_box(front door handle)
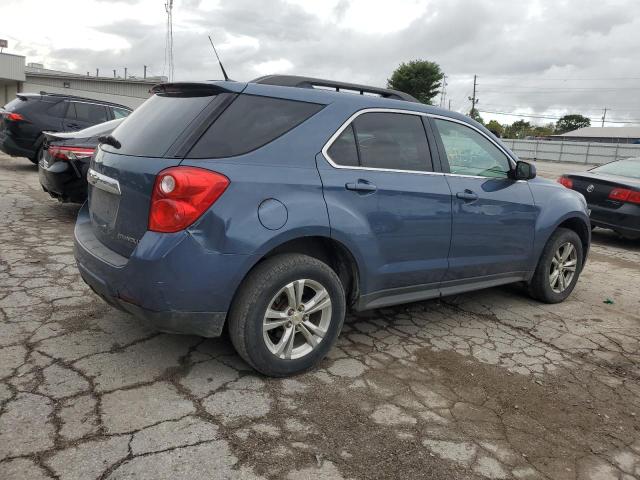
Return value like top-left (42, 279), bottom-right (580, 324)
top-left (456, 190), bottom-right (479, 201)
top-left (346, 180), bottom-right (377, 193)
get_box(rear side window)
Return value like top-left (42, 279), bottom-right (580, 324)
top-left (187, 95), bottom-right (324, 158)
top-left (72, 102), bottom-right (109, 123)
top-left (327, 112), bottom-right (432, 172)
top-left (112, 107), bottom-right (131, 119)
top-left (327, 124), bottom-right (359, 167)
top-left (103, 94), bottom-right (215, 157)
top-left (46, 101), bottom-right (68, 117)
top-left (3, 98), bottom-right (26, 111)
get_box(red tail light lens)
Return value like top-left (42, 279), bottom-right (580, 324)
top-left (149, 167), bottom-right (229, 233)
top-left (557, 176), bottom-right (573, 189)
top-left (609, 187), bottom-right (640, 204)
top-left (6, 112), bottom-right (24, 121)
top-left (48, 146), bottom-right (95, 161)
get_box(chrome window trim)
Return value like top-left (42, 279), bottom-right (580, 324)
top-left (87, 168), bottom-right (121, 196)
top-left (320, 108), bottom-right (517, 177)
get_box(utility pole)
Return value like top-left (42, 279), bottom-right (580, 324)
top-left (439, 74), bottom-right (447, 108)
top-left (124, 67), bottom-right (127, 80)
top-left (448, 99), bottom-right (452, 110)
top-left (601, 108), bottom-right (607, 127)
top-left (96, 68), bottom-right (99, 77)
top-left (468, 75), bottom-right (479, 118)
top-left (113, 69), bottom-right (116, 78)
top-left (144, 65), bottom-right (147, 79)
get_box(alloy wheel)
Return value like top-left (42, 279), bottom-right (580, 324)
top-left (549, 242), bottom-right (578, 293)
top-left (262, 279), bottom-right (332, 360)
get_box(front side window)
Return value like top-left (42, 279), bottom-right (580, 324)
top-left (433, 119), bottom-right (511, 178)
top-left (327, 112), bottom-right (432, 172)
top-left (188, 95), bottom-right (324, 158)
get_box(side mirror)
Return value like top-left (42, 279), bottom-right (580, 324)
top-left (514, 161), bottom-right (536, 180)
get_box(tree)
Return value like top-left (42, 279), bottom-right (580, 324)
top-left (504, 120), bottom-right (533, 139)
top-left (555, 114), bottom-right (590, 134)
top-left (469, 109), bottom-right (484, 125)
top-left (486, 120), bottom-right (504, 137)
top-left (387, 60), bottom-right (443, 105)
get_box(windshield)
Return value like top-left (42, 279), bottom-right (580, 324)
top-left (591, 157), bottom-right (640, 180)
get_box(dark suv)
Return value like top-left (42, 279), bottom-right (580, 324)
top-left (0, 93), bottom-right (131, 163)
top-left (74, 76), bottom-right (590, 377)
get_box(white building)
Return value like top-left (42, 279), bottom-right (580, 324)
top-left (1, 52), bottom-right (163, 109)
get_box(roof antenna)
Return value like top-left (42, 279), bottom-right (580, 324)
top-left (208, 35), bottom-right (230, 81)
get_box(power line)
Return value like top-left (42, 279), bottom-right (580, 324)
top-left (477, 109), bottom-right (640, 124)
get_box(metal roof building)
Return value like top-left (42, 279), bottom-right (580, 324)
top-left (552, 127), bottom-right (640, 144)
top-left (1, 52), bottom-right (163, 109)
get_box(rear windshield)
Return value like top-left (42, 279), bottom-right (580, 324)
top-left (77, 118), bottom-right (124, 137)
top-left (187, 95), bottom-right (324, 158)
top-left (3, 97), bottom-right (27, 111)
top-left (102, 94), bottom-right (215, 157)
top-left (591, 157), bottom-right (640, 180)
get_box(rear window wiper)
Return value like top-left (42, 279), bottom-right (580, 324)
top-left (98, 135), bottom-right (121, 149)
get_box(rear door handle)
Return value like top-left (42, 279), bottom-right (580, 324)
top-left (456, 190), bottom-right (479, 201)
top-left (346, 180), bottom-right (377, 193)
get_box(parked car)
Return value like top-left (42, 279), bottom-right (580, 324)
top-left (558, 157), bottom-right (640, 239)
top-left (39, 118), bottom-right (124, 203)
top-left (74, 76), bottom-right (591, 377)
top-left (0, 93), bottom-right (131, 164)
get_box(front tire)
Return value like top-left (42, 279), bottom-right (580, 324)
top-left (228, 253), bottom-right (346, 377)
top-left (529, 228), bottom-right (584, 303)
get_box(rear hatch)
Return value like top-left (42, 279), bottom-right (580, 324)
top-left (87, 83), bottom-right (244, 257)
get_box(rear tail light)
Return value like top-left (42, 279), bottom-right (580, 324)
top-left (557, 176), bottom-right (573, 189)
top-left (6, 112), bottom-right (24, 121)
top-left (149, 167), bottom-right (229, 233)
top-left (48, 146), bottom-right (95, 161)
top-left (609, 187), bottom-right (640, 204)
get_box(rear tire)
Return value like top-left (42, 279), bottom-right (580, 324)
top-left (528, 228), bottom-right (583, 304)
top-left (227, 253), bottom-right (346, 377)
top-left (29, 145), bottom-right (44, 165)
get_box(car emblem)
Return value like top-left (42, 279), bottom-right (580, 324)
top-left (586, 184), bottom-right (595, 193)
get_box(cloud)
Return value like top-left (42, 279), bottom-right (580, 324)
top-left (8, 0), bottom-right (640, 125)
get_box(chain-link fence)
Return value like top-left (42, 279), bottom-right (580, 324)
top-left (500, 139), bottom-right (640, 165)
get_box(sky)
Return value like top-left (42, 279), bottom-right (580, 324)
top-left (2, 0), bottom-right (640, 126)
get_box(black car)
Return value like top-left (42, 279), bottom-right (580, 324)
top-left (558, 157), bottom-right (640, 239)
top-left (39, 118), bottom-right (124, 203)
top-left (0, 93), bottom-right (131, 164)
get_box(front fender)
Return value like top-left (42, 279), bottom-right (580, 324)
top-left (529, 178), bottom-right (591, 269)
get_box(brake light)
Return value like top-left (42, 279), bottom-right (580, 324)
top-left (609, 187), bottom-right (640, 204)
top-left (557, 176), bottom-right (573, 189)
top-left (48, 146), bottom-right (95, 161)
top-left (149, 167), bottom-right (229, 233)
top-left (6, 112), bottom-right (23, 121)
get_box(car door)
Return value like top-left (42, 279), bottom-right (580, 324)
top-left (317, 110), bottom-right (452, 304)
top-left (63, 101), bottom-right (109, 131)
top-left (430, 117), bottom-right (537, 285)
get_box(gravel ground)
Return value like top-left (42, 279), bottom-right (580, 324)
top-left (0, 154), bottom-right (639, 480)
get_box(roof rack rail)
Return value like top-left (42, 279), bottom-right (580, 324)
top-left (251, 75), bottom-right (419, 103)
top-left (36, 91), bottom-right (131, 109)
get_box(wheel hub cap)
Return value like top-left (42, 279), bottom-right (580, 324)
top-left (549, 242), bottom-right (578, 294)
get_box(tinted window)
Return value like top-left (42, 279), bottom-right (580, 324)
top-left (327, 124), bottom-right (359, 167)
top-left (104, 94), bottom-right (215, 157)
top-left (188, 95), bottom-right (324, 158)
top-left (46, 101), bottom-right (68, 117)
top-left (351, 112), bottom-right (431, 171)
top-left (112, 107), bottom-right (131, 119)
top-left (3, 98), bottom-right (26, 111)
top-left (73, 102), bottom-right (109, 123)
top-left (434, 119), bottom-right (511, 178)
top-left (591, 157), bottom-right (640, 180)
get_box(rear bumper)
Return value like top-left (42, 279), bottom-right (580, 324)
top-left (39, 159), bottom-right (88, 203)
top-left (0, 131), bottom-right (36, 158)
top-left (589, 202), bottom-right (640, 237)
top-left (74, 203), bottom-right (259, 337)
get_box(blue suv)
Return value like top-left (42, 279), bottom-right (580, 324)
top-left (74, 75), bottom-right (590, 376)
